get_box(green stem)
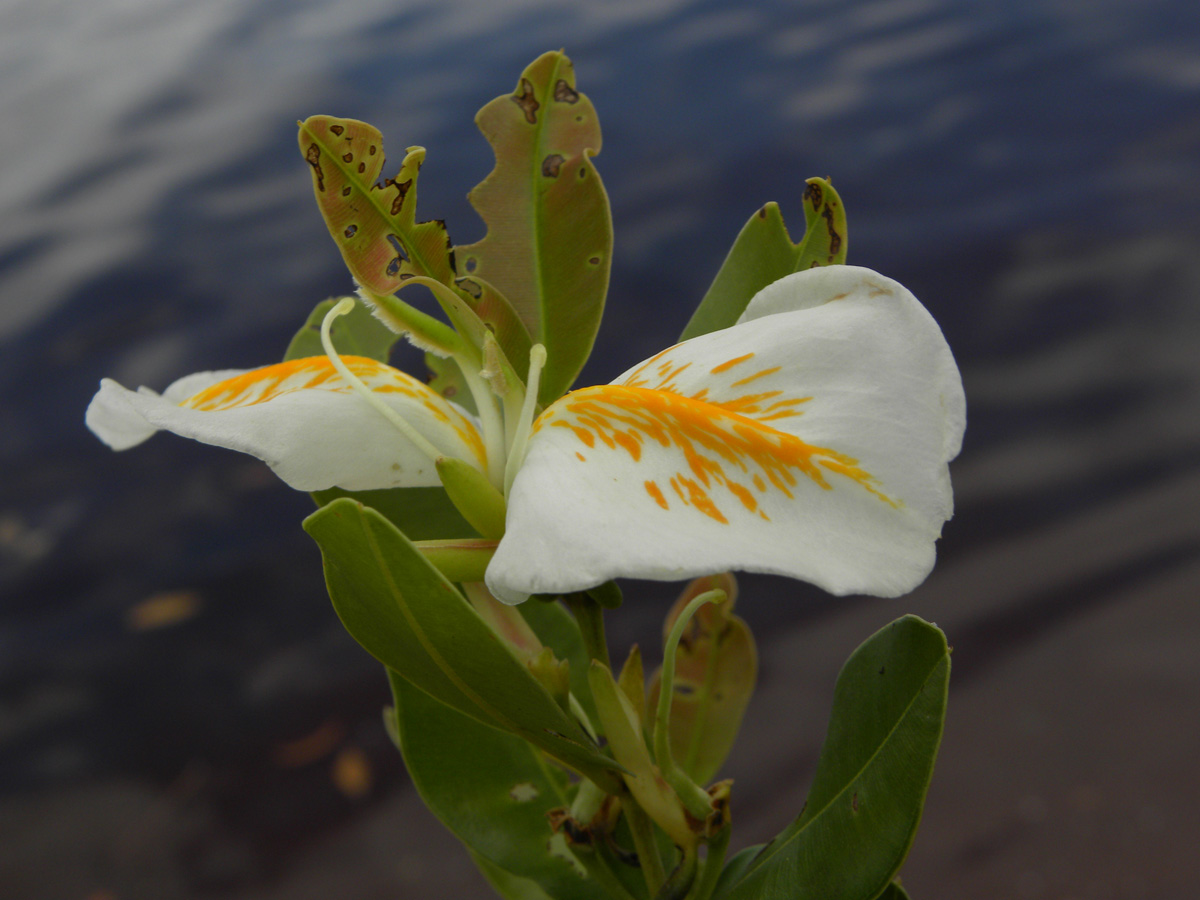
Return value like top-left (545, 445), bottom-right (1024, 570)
top-left (567, 592), bottom-right (611, 669)
top-left (655, 589), bottom-right (726, 821)
top-left (624, 796), bottom-right (666, 897)
top-left (687, 826), bottom-right (731, 900)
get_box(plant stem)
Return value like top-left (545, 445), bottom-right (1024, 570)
top-left (567, 592), bottom-right (611, 669)
top-left (687, 826), bottom-right (730, 900)
top-left (623, 796), bottom-right (667, 897)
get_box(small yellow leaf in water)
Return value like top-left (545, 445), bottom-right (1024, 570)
top-left (332, 745), bottom-right (373, 799)
top-left (125, 591), bottom-right (201, 631)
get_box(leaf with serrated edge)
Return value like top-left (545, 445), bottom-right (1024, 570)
top-left (457, 51), bottom-right (612, 404)
top-left (715, 616), bottom-right (949, 900)
top-left (304, 498), bottom-right (621, 786)
top-left (299, 117), bottom-right (454, 293)
top-left (679, 178), bottom-right (848, 341)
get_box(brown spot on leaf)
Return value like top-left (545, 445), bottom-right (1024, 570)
top-left (329, 124), bottom-right (345, 136)
top-left (357, 162), bottom-right (366, 174)
top-left (588, 256), bottom-right (601, 265)
top-left (389, 178), bottom-right (412, 216)
top-left (554, 79), bottom-right (580, 103)
top-left (305, 143), bottom-right (325, 191)
top-left (342, 186), bottom-right (352, 197)
top-left (342, 152), bottom-right (353, 163)
top-left (758, 206), bottom-right (769, 219)
top-left (851, 791), bottom-right (860, 812)
top-left (542, 154), bottom-right (564, 178)
top-left (511, 77), bottom-right (540, 124)
top-left (821, 205), bottom-right (842, 257)
top-left (455, 278), bottom-right (483, 299)
top-left (369, 144), bottom-right (377, 155)
top-left (804, 180), bottom-right (824, 210)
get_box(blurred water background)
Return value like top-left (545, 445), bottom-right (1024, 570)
top-left (2, 0), bottom-right (1199, 897)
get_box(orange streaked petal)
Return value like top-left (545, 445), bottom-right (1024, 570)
top-left (87, 356), bottom-right (485, 491)
top-left (487, 266), bottom-right (964, 603)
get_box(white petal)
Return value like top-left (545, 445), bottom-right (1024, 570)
top-left (86, 356), bottom-right (486, 491)
top-left (487, 266), bottom-right (965, 601)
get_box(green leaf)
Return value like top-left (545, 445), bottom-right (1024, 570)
top-left (457, 50), bottom-right (612, 404)
top-left (712, 844), bottom-right (765, 897)
top-left (310, 486), bottom-right (474, 542)
top-left (679, 178), bottom-right (848, 341)
top-left (303, 498), bottom-right (621, 786)
top-left (518, 600), bottom-right (601, 731)
top-left (471, 851), bottom-right (557, 900)
top-left (471, 850), bottom-right (559, 900)
top-left (299, 117), bottom-right (454, 292)
top-left (424, 352), bottom-right (477, 415)
top-left (646, 576), bottom-right (757, 786)
top-left (390, 671), bottom-right (612, 900)
top-left (876, 881), bottom-right (912, 900)
top-left (714, 615), bottom-right (949, 900)
top-left (284, 297), bottom-right (399, 363)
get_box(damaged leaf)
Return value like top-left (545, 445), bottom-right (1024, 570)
top-left (457, 50), bottom-right (612, 404)
top-left (680, 177), bottom-right (848, 341)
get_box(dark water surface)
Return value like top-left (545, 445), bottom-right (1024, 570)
top-left (2, 1), bottom-right (1199, 897)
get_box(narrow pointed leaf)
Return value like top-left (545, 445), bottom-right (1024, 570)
top-left (285, 296), bottom-right (399, 363)
top-left (457, 50), bottom-right (612, 404)
top-left (389, 671), bottom-right (612, 900)
top-left (714, 615), bottom-right (949, 900)
top-left (304, 498), bottom-right (620, 785)
top-left (679, 178), bottom-right (848, 341)
top-left (299, 116), bottom-right (455, 291)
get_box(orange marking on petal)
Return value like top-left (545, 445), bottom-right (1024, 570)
top-left (613, 430), bottom-right (641, 461)
top-left (551, 384), bottom-right (894, 513)
top-left (551, 420), bottom-right (595, 448)
top-left (710, 352), bottom-right (755, 374)
top-left (575, 451), bottom-right (587, 462)
top-left (726, 480), bottom-right (758, 513)
top-left (764, 397), bottom-right (810, 412)
top-left (720, 390), bottom-right (783, 415)
top-left (644, 481), bottom-right (669, 509)
top-left (730, 366), bottom-right (781, 388)
top-left (676, 476), bottom-right (728, 524)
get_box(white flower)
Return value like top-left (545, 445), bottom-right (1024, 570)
top-left (88, 265), bottom-right (965, 601)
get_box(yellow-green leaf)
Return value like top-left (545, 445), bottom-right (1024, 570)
top-left (299, 116), bottom-right (455, 293)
